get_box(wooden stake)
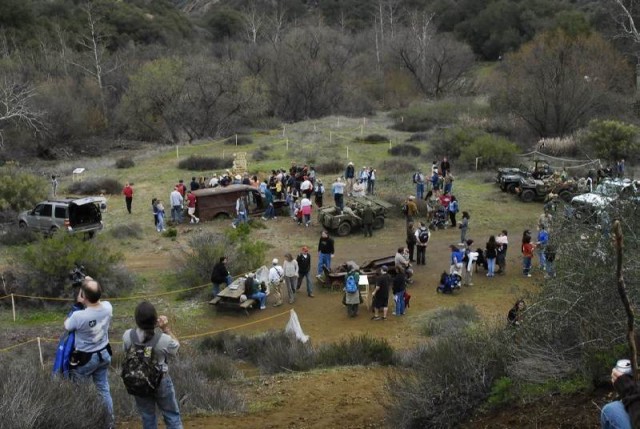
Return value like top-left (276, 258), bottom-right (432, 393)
top-left (286, 138), bottom-right (289, 150)
top-left (37, 337), bottom-right (44, 370)
top-left (346, 146), bottom-right (349, 159)
top-left (613, 220), bottom-right (639, 381)
top-left (235, 134), bottom-right (238, 146)
top-left (11, 293), bottom-right (16, 322)
top-left (330, 132), bottom-right (332, 143)
top-left (176, 145), bottom-right (179, 160)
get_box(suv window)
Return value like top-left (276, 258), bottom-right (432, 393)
top-left (39, 204), bottom-right (53, 217)
top-left (54, 206), bottom-right (67, 219)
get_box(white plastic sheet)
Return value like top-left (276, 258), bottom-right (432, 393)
top-left (285, 309), bottom-right (309, 343)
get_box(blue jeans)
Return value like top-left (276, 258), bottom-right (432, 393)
top-left (297, 272), bottom-right (313, 295)
top-left (212, 275), bottom-right (233, 296)
top-left (523, 256), bottom-right (532, 275)
top-left (444, 183), bottom-right (452, 194)
top-left (134, 375), bottom-right (183, 429)
top-left (538, 247), bottom-right (546, 269)
top-left (601, 400), bottom-right (632, 429)
top-left (71, 349), bottom-right (113, 424)
top-left (264, 204), bottom-right (275, 219)
top-left (318, 253), bottom-right (332, 275)
top-left (394, 291), bottom-right (405, 315)
top-left (250, 292), bottom-right (267, 308)
top-left (487, 258), bottom-right (496, 276)
top-left (416, 183), bottom-right (424, 200)
top-left (171, 205), bottom-right (182, 223)
top-left (545, 260), bottom-right (555, 277)
top-left (157, 212), bottom-right (165, 232)
top-left (232, 211), bottom-right (248, 226)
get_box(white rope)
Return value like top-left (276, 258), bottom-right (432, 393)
top-left (517, 150), bottom-right (600, 165)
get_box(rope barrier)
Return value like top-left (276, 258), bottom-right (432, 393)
top-left (0, 310), bottom-right (291, 354)
top-left (0, 338), bottom-right (38, 353)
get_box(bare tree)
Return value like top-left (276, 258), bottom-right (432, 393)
top-left (68, 3), bottom-right (119, 113)
top-left (241, 3), bottom-right (265, 44)
top-left (610, 0), bottom-right (640, 97)
top-left (0, 79), bottom-right (45, 147)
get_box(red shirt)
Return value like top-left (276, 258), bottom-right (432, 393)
top-left (187, 193), bottom-right (197, 208)
top-left (439, 194), bottom-right (451, 209)
top-left (522, 242), bottom-right (535, 258)
top-left (177, 184), bottom-right (186, 196)
top-left (123, 185), bottom-right (133, 198)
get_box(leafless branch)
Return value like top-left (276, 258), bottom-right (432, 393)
top-left (0, 80), bottom-right (46, 147)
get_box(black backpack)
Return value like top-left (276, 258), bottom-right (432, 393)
top-left (418, 229), bottom-right (429, 244)
top-left (121, 330), bottom-right (163, 397)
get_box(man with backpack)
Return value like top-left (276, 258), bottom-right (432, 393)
top-left (64, 278), bottom-right (114, 426)
top-left (415, 222), bottom-right (430, 266)
top-left (122, 301), bottom-right (182, 429)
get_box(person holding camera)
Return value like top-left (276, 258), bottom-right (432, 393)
top-left (64, 277), bottom-right (114, 426)
top-left (123, 302), bottom-right (182, 429)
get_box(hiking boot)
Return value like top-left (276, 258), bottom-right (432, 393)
top-left (308, 294), bottom-right (314, 298)
top-left (260, 306), bottom-right (266, 310)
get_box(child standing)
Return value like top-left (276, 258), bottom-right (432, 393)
top-left (156, 200), bottom-right (166, 232)
top-left (522, 234), bottom-right (535, 277)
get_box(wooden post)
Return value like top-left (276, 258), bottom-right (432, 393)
top-left (176, 145), bottom-right (179, 160)
top-left (37, 337), bottom-right (44, 370)
top-left (330, 131), bottom-right (332, 143)
top-left (235, 134), bottom-right (238, 146)
top-left (286, 138), bottom-right (289, 151)
top-left (11, 293), bottom-right (16, 322)
top-left (346, 146), bottom-right (349, 159)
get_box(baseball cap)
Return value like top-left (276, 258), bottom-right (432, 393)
top-left (272, 258), bottom-right (279, 265)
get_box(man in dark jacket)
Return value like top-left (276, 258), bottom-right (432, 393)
top-left (296, 246), bottom-right (314, 297)
top-left (211, 257), bottom-right (232, 297)
top-left (601, 359), bottom-right (640, 428)
top-left (317, 230), bottom-right (335, 277)
top-left (345, 162), bottom-right (355, 196)
top-left (362, 202), bottom-right (374, 237)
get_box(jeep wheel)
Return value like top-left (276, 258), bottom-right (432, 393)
top-left (507, 183), bottom-right (517, 194)
top-left (337, 222), bottom-right (352, 236)
top-left (373, 216), bottom-right (385, 230)
top-left (558, 190), bottom-right (572, 202)
top-left (18, 221), bottom-right (27, 229)
top-left (520, 189), bottom-right (535, 203)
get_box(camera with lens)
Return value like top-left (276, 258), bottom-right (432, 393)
top-left (69, 264), bottom-right (87, 288)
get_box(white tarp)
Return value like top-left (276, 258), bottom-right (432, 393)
top-left (285, 309), bottom-right (309, 343)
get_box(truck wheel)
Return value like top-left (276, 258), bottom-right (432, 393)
top-left (373, 216), bottom-right (385, 230)
top-left (520, 190), bottom-right (535, 203)
top-left (337, 222), bottom-right (352, 236)
top-left (507, 183), bottom-right (517, 193)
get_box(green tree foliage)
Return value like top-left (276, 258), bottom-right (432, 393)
top-left (10, 234), bottom-right (133, 299)
top-left (0, 169), bottom-right (47, 212)
top-left (491, 30), bottom-right (632, 137)
top-left (458, 134), bottom-right (519, 169)
top-left (584, 119), bottom-right (640, 162)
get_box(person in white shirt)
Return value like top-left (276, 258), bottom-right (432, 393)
top-left (169, 186), bottom-right (183, 224)
top-left (268, 258), bottom-right (284, 307)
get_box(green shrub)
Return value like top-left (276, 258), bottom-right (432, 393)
top-left (317, 334), bottom-right (394, 367)
top-left (429, 126), bottom-right (486, 161)
top-left (389, 144), bottom-right (421, 157)
top-left (406, 133), bottom-right (428, 142)
top-left (0, 169), bottom-right (47, 212)
top-left (8, 234), bottom-right (134, 299)
top-left (458, 134), bottom-right (519, 170)
top-left (420, 304), bottom-right (480, 337)
top-left (0, 225), bottom-right (39, 246)
top-left (252, 149), bottom-right (268, 161)
top-left (163, 227), bottom-right (178, 238)
top-left (67, 178), bottom-right (123, 195)
top-left (379, 159), bottom-right (416, 173)
top-left (175, 231), bottom-right (267, 297)
top-left (193, 351), bottom-right (243, 381)
top-left (115, 157), bottom-right (135, 169)
top-left (387, 328), bottom-right (512, 428)
top-left (199, 330), bottom-right (315, 374)
top-left (110, 223), bottom-right (143, 240)
top-left (354, 134), bottom-right (389, 143)
top-left (584, 119), bottom-right (640, 162)
top-left (487, 376), bottom-right (515, 407)
top-left (316, 160), bottom-right (344, 175)
top-left (0, 355), bottom-right (110, 428)
top-left (224, 135), bottom-right (253, 146)
top-left (177, 156), bottom-right (232, 171)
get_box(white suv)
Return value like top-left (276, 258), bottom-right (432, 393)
top-left (18, 196), bottom-right (105, 237)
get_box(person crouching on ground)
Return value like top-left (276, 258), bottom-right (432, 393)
top-left (124, 302), bottom-right (182, 429)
